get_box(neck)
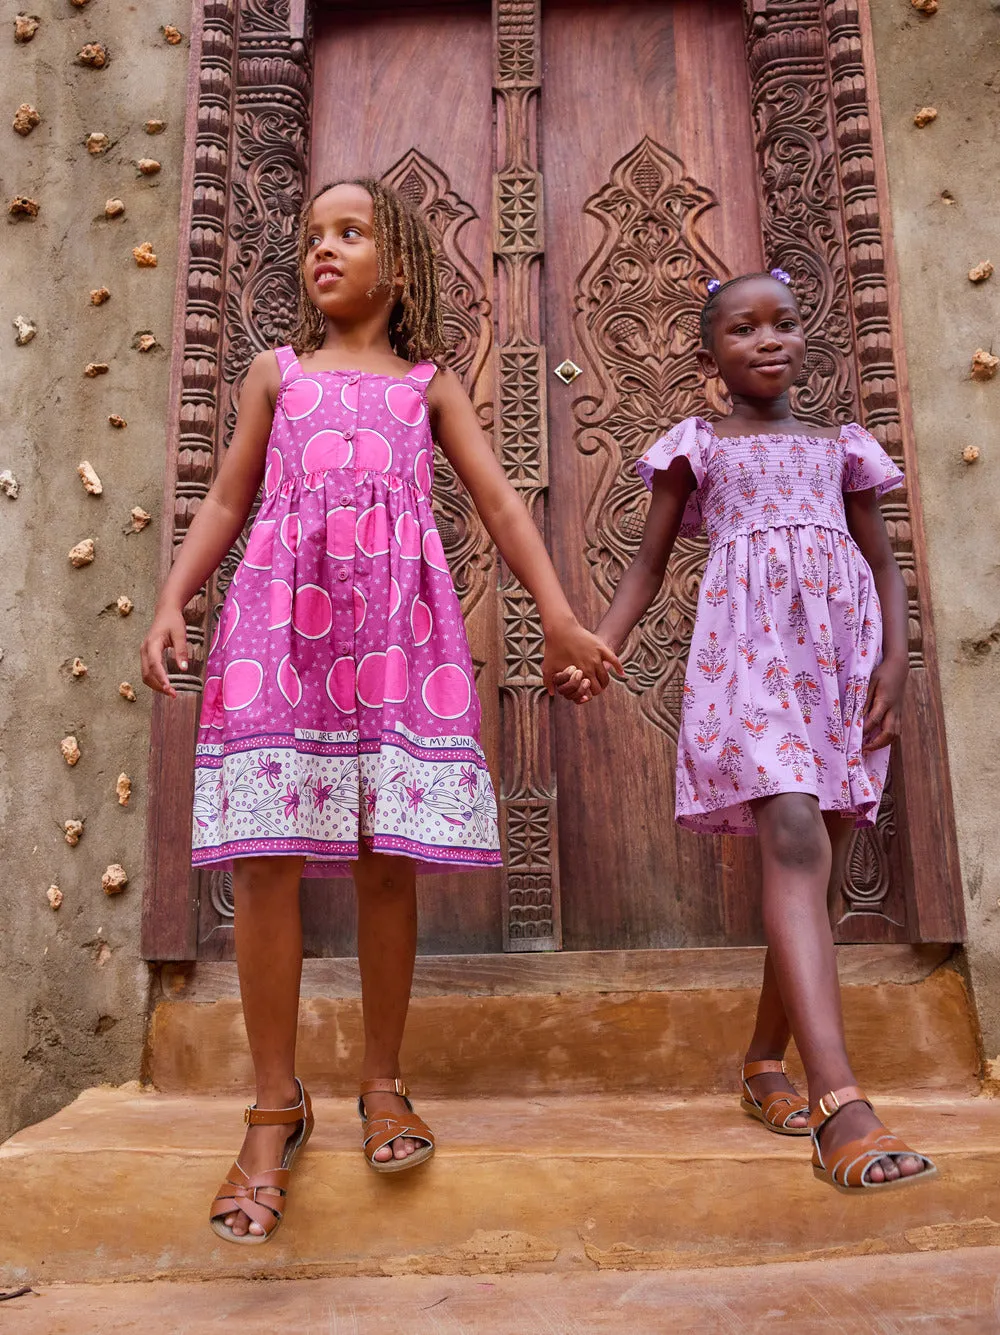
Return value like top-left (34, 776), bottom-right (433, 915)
top-left (319, 303), bottom-right (396, 359)
top-left (726, 390), bottom-right (796, 425)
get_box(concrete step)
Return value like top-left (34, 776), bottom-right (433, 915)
top-left (7, 1248), bottom-right (1000, 1334)
top-left (4, 1087), bottom-right (999, 1285)
top-left (148, 961), bottom-right (980, 1097)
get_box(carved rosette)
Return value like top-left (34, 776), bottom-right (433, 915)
top-left (382, 150), bottom-right (495, 614)
top-left (572, 139), bottom-right (728, 741)
top-left (494, 0), bottom-right (559, 949)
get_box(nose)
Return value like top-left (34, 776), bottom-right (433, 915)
top-left (757, 327), bottom-right (781, 349)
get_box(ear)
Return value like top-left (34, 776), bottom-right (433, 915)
top-left (696, 346), bottom-right (719, 380)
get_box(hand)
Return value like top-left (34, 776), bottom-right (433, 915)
top-left (862, 657), bottom-right (908, 752)
top-left (140, 604), bottom-right (190, 698)
top-left (553, 665), bottom-right (594, 705)
top-left (542, 620), bottom-right (623, 698)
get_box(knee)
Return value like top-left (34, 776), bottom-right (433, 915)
top-left (760, 799), bottom-right (828, 873)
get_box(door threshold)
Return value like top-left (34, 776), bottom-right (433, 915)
top-left (159, 944), bottom-right (953, 1002)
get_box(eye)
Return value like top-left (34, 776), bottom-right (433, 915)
top-left (306, 234), bottom-right (321, 249)
top-left (343, 226), bottom-right (362, 240)
top-left (777, 319), bottom-right (799, 331)
top-left (732, 323), bottom-right (754, 336)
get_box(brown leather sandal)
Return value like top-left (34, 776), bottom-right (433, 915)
top-left (740, 1058), bottom-right (810, 1135)
top-left (210, 1078), bottom-right (314, 1244)
top-left (809, 1084), bottom-right (937, 1192)
top-left (359, 1078), bottom-right (435, 1174)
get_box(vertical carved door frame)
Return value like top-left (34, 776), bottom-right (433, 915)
top-left (144, 0), bottom-right (962, 959)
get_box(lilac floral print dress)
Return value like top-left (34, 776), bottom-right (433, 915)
top-left (191, 346), bottom-right (501, 875)
top-left (637, 417), bottom-right (904, 835)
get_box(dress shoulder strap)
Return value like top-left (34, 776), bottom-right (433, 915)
top-left (406, 361), bottom-right (440, 390)
top-left (274, 345), bottom-right (302, 381)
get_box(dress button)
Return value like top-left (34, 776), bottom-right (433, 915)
top-left (344, 428), bottom-right (355, 442)
top-left (337, 568), bottom-right (349, 582)
top-left (339, 642), bottom-right (350, 655)
top-left (340, 492), bottom-right (352, 506)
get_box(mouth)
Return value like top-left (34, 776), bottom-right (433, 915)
top-left (313, 263), bottom-right (343, 288)
top-left (750, 359), bottom-right (791, 375)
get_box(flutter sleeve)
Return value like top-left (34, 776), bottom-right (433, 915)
top-left (841, 422), bottom-right (904, 497)
top-left (635, 416), bottom-right (713, 538)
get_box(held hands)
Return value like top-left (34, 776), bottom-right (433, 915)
top-left (542, 619), bottom-right (622, 703)
top-left (140, 603), bottom-right (191, 699)
top-left (862, 656), bottom-right (908, 753)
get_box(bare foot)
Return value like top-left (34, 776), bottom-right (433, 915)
top-left (361, 1089), bottom-right (420, 1163)
top-left (744, 1066), bottom-right (809, 1130)
top-left (816, 1099), bottom-right (926, 1184)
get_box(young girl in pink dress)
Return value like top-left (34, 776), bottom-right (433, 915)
top-left (559, 270), bottom-right (936, 1193)
top-left (141, 179), bottom-right (619, 1242)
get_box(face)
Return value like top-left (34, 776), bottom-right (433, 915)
top-left (697, 276), bottom-right (805, 401)
top-left (302, 183), bottom-right (396, 318)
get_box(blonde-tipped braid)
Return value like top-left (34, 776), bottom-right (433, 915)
top-left (287, 177), bottom-right (449, 365)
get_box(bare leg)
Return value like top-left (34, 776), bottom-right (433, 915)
top-left (354, 847), bottom-right (420, 1162)
top-left (754, 794), bottom-right (924, 1181)
top-left (743, 813), bottom-right (854, 1129)
top-left (222, 855), bottom-right (305, 1238)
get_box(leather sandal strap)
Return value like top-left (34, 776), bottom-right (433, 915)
top-left (245, 1099), bottom-right (305, 1127)
top-left (362, 1113), bottom-right (434, 1160)
top-left (807, 1084), bottom-right (869, 1129)
top-left (822, 1129), bottom-right (927, 1188)
top-left (359, 1077), bottom-right (409, 1098)
top-left (760, 1089), bottom-right (809, 1126)
top-left (742, 1059), bottom-right (785, 1079)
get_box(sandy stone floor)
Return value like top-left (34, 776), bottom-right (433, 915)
top-left (4, 1246), bottom-right (1000, 1334)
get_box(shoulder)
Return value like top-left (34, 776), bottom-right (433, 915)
top-left (426, 363), bottom-right (466, 415)
top-left (246, 348), bottom-right (282, 391)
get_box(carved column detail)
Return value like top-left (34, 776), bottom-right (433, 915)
top-left (167, 0), bottom-right (237, 693)
top-left (743, 0), bottom-right (922, 935)
top-left (821, 0), bottom-right (921, 667)
top-left (493, 0), bottom-right (559, 949)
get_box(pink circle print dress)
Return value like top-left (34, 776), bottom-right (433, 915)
top-left (637, 417), bottom-right (904, 835)
top-left (191, 346), bottom-right (501, 875)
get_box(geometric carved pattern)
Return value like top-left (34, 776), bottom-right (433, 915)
top-left (494, 0), bottom-right (558, 949)
top-left (572, 139), bottom-right (728, 742)
top-left (382, 149), bottom-right (495, 615)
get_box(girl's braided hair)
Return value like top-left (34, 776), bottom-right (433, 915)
top-left (699, 269), bottom-right (795, 348)
top-left (287, 177), bottom-right (449, 364)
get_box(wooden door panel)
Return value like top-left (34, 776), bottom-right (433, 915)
top-left (542, 0), bottom-right (766, 948)
top-left (144, 0), bottom-right (964, 960)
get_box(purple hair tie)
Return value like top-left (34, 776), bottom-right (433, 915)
top-left (770, 267), bottom-right (792, 285)
top-left (706, 278), bottom-right (721, 295)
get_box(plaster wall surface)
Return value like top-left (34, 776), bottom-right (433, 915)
top-left (868, 0), bottom-right (1000, 1056)
top-left (0, 4), bottom-right (188, 1138)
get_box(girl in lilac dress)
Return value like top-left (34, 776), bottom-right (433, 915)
top-left (141, 179), bottom-right (619, 1242)
top-left (559, 270), bottom-right (935, 1194)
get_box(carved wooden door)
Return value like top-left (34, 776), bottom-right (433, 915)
top-left (144, 0), bottom-right (964, 961)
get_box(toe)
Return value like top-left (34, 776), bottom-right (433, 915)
top-left (248, 1221), bottom-right (265, 1236)
top-left (897, 1153), bottom-right (925, 1178)
top-left (879, 1155), bottom-right (901, 1181)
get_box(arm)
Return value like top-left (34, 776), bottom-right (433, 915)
top-left (595, 461), bottom-right (695, 655)
top-left (428, 367), bottom-right (622, 692)
top-left (140, 350), bottom-right (280, 696)
top-left (845, 487), bottom-right (909, 751)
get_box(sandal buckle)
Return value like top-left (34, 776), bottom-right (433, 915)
top-left (244, 1105), bottom-right (252, 1125)
top-left (818, 1091), bottom-right (840, 1119)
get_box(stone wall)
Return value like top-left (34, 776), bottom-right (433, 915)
top-left (0, 4), bottom-right (188, 1139)
top-left (0, 0), bottom-right (998, 1141)
top-left (868, 0), bottom-right (1000, 1058)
